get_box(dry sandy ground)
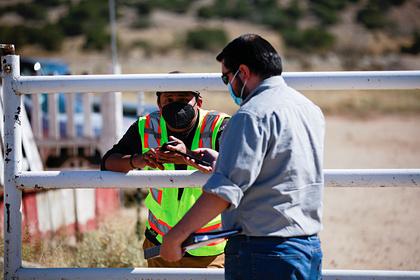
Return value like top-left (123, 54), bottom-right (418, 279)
top-left (321, 115), bottom-right (420, 270)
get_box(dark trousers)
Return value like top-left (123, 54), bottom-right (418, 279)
top-left (224, 235), bottom-right (322, 280)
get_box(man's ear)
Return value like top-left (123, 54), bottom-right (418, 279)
top-left (238, 64), bottom-right (250, 80)
top-left (196, 96), bottom-right (203, 108)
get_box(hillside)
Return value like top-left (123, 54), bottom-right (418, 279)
top-left (1, 0), bottom-right (420, 75)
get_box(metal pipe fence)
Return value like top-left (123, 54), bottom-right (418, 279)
top-left (2, 53), bottom-right (420, 280)
top-left (14, 169), bottom-right (420, 190)
top-left (13, 70), bottom-right (420, 94)
top-left (16, 267), bottom-right (420, 280)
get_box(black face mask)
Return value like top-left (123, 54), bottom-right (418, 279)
top-left (162, 102), bottom-right (196, 129)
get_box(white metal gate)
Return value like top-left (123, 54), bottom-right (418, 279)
top-left (2, 53), bottom-right (420, 280)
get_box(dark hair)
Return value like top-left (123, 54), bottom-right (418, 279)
top-left (216, 34), bottom-right (282, 78)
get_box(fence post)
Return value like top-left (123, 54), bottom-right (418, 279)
top-left (2, 49), bottom-right (23, 279)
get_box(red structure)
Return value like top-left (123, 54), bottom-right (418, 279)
top-left (0, 188), bottom-right (120, 239)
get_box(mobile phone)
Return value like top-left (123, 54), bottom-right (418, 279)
top-left (160, 140), bottom-right (178, 151)
top-left (160, 141), bottom-right (212, 167)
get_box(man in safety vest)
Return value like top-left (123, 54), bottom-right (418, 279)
top-left (101, 87), bottom-right (230, 268)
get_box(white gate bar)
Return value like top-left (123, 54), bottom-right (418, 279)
top-left (82, 92), bottom-right (93, 138)
top-left (16, 268), bottom-right (420, 280)
top-left (2, 54), bottom-right (22, 279)
top-left (65, 93), bottom-right (76, 139)
top-left (15, 169), bottom-right (420, 190)
top-left (31, 94), bottom-right (43, 139)
top-left (326, 169), bottom-right (420, 188)
top-left (322, 269), bottom-right (420, 280)
top-left (18, 267), bottom-right (223, 280)
top-left (47, 93), bottom-right (59, 140)
top-left (16, 170), bottom-right (209, 189)
top-left (13, 71), bottom-right (420, 94)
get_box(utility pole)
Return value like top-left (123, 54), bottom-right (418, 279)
top-left (100, 0), bottom-right (123, 154)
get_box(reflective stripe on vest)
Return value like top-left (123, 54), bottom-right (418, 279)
top-left (143, 111), bottom-right (161, 148)
top-left (139, 108), bottom-right (229, 256)
top-left (148, 211), bottom-right (225, 247)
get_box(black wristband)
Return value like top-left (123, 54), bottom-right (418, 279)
top-left (129, 154), bottom-right (137, 169)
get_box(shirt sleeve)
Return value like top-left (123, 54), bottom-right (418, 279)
top-left (100, 120), bottom-right (142, 170)
top-left (203, 111), bottom-right (268, 209)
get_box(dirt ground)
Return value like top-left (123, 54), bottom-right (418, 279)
top-left (321, 115), bottom-right (420, 270)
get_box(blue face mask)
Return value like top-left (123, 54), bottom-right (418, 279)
top-left (228, 70), bottom-right (247, 106)
top-left (228, 83), bottom-right (242, 106)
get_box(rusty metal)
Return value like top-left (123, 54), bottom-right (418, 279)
top-left (0, 44), bottom-right (16, 56)
top-left (3, 64), bottom-right (12, 74)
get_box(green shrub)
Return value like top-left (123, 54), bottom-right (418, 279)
top-left (355, 0), bottom-right (405, 29)
top-left (38, 24), bottom-right (64, 51)
top-left (15, 3), bottom-right (47, 21)
top-left (0, 25), bottom-right (30, 47)
top-left (301, 27), bottom-right (335, 51)
top-left (0, 23), bottom-right (64, 52)
top-left (401, 31), bottom-right (420, 55)
top-left (286, 0), bottom-right (304, 21)
top-left (197, 0), bottom-right (300, 31)
top-left (259, 7), bottom-right (293, 29)
top-left (83, 26), bottom-right (110, 51)
top-left (282, 27), bottom-right (335, 52)
top-left (309, 0), bottom-right (354, 25)
top-left (282, 27), bottom-right (305, 49)
top-left (185, 28), bottom-right (228, 52)
top-left (135, 1), bottom-right (153, 15)
top-left (58, 0), bottom-right (109, 36)
top-left (151, 0), bottom-right (195, 14)
top-left (36, 0), bottom-right (66, 7)
top-left (198, 0), bottom-right (260, 20)
top-left (130, 1), bottom-right (153, 29)
top-left (311, 3), bottom-right (339, 25)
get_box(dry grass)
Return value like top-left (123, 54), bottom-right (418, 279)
top-left (0, 208), bottom-right (146, 272)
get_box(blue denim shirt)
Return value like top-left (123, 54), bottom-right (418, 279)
top-left (203, 76), bottom-right (325, 237)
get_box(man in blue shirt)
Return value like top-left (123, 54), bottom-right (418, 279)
top-left (160, 34), bottom-right (325, 280)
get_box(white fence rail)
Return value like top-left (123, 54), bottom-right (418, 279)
top-left (2, 53), bottom-right (420, 280)
top-left (15, 267), bottom-right (420, 280)
top-left (12, 70), bottom-right (420, 94)
top-left (14, 169), bottom-right (420, 190)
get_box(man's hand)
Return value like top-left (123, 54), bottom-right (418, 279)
top-left (185, 148), bottom-right (218, 173)
top-left (156, 136), bottom-right (188, 165)
top-left (138, 148), bottom-right (164, 170)
top-left (159, 192), bottom-right (229, 262)
top-left (160, 230), bottom-right (185, 262)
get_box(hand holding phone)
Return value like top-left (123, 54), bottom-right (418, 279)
top-left (160, 140), bottom-right (179, 151)
top-left (160, 141), bottom-right (212, 167)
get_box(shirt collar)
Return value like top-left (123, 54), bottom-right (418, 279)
top-left (241, 75), bottom-right (287, 106)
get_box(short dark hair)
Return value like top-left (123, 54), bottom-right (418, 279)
top-left (216, 34), bottom-right (282, 78)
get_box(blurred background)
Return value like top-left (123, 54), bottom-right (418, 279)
top-left (1, 0), bottom-right (420, 274)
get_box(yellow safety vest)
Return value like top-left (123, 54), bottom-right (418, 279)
top-left (138, 108), bottom-right (229, 256)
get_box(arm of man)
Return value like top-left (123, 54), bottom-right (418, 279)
top-left (159, 191), bottom-right (229, 262)
top-left (101, 120), bottom-right (163, 172)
